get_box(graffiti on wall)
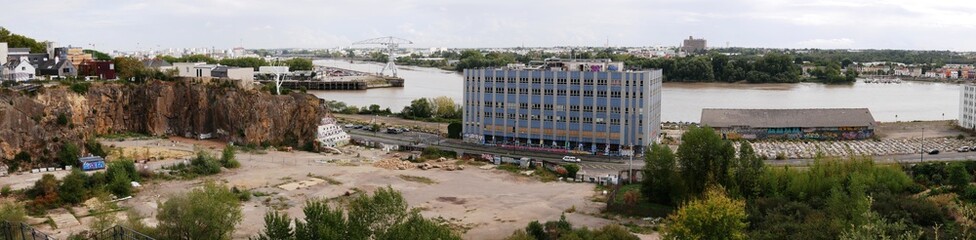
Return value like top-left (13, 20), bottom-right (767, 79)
top-left (718, 127), bottom-right (873, 140)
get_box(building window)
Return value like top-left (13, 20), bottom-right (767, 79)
top-left (582, 106), bottom-right (593, 112)
top-left (557, 78), bottom-right (567, 84)
top-left (544, 89), bottom-right (554, 95)
top-left (597, 91), bottom-right (607, 97)
top-left (557, 90), bottom-right (566, 96)
top-left (570, 105), bottom-right (580, 111)
top-left (531, 89), bottom-right (541, 95)
top-left (544, 78), bottom-right (553, 84)
top-left (555, 105), bottom-right (565, 111)
top-left (570, 78), bottom-right (580, 84)
top-left (532, 104), bottom-right (541, 110)
top-left (596, 106), bottom-right (607, 112)
top-left (531, 78), bottom-right (541, 84)
top-left (544, 104), bottom-right (553, 110)
top-left (519, 103), bottom-right (528, 109)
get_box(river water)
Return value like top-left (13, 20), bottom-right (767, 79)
top-left (311, 59), bottom-right (960, 123)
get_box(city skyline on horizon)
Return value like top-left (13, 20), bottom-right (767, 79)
top-left (2, 0), bottom-right (976, 52)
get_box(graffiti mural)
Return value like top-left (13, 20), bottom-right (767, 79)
top-left (717, 127), bottom-right (873, 140)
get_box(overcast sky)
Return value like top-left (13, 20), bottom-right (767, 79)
top-left (2, 0), bottom-right (975, 52)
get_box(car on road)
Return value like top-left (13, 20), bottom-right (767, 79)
top-left (928, 149), bottom-right (940, 155)
top-left (959, 146), bottom-right (970, 152)
top-left (562, 156), bottom-right (581, 163)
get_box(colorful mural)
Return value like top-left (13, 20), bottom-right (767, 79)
top-left (717, 126), bottom-right (873, 140)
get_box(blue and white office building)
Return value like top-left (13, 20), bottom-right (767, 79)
top-left (462, 59), bottom-right (662, 155)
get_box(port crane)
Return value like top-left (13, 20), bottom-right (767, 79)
top-left (353, 36), bottom-right (413, 77)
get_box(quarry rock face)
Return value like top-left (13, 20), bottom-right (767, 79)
top-left (0, 80), bottom-right (326, 163)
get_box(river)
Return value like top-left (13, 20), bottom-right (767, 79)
top-left (311, 59), bottom-right (960, 123)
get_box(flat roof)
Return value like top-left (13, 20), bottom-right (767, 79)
top-left (700, 108), bottom-right (876, 128)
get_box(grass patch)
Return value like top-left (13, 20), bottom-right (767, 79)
top-left (307, 173), bottom-right (342, 185)
top-left (398, 175), bottom-right (437, 185)
top-left (622, 222), bottom-right (657, 234)
top-left (98, 132), bottom-right (154, 141)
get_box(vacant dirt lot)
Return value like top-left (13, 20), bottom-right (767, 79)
top-left (876, 120), bottom-right (965, 139)
top-left (118, 141), bottom-right (610, 239)
top-left (335, 113), bottom-right (448, 134)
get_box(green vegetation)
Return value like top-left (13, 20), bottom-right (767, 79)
top-left (163, 149), bottom-right (238, 178)
top-left (398, 175), bottom-right (437, 185)
top-left (160, 54), bottom-right (218, 64)
top-left (663, 187), bottom-right (747, 240)
top-left (57, 143), bottom-right (80, 167)
top-left (505, 214), bottom-right (639, 240)
top-left (114, 56), bottom-right (176, 82)
top-left (218, 57), bottom-right (268, 70)
top-left (637, 125), bottom-right (976, 239)
top-left (220, 145), bottom-right (240, 169)
top-left (84, 49), bottom-right (112, 61)
top-left (0, 199), bottom-right (27, 223)
top-left (0, 27), bottom-right (46, 53)
top-left (284, 58), bottom-right (314, 71)
top-left (69, 81), bottom-right (91, 94)
top-left (156, 181), bottom-right (242, 240)
top-left (253, 186), bottom-right (460, 239)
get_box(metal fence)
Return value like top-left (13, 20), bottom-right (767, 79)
top-left (0, 221), bottom-right (54, 240)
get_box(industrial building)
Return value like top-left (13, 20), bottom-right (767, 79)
top-left (960, 84), bottom-right (976, 130)
top-left (461, 58), bottom-right (662, 156)
top-left (681, 36), bottom-right (707, 54)
top-left (700, 108), bottom-right (877, 140)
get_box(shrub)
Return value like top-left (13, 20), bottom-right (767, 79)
top-left (156, 182), bottom-right (242, 240)
top-left (0, 198), bottom-right (27, 222)
top-left (57, 143), bottom-right (81, 167)
top-left (190, 151), bottom-right (222, 175)
top-left (69, 82), bottom-right (90, 94)
top-left (85, 139), bottom-right (107, 157)
top-left (562, 164), bottom-right (580, 178)
top-left (59, 169), bottom-right (89, 205)
top-left (220, 146), bottom-right (240, 169)
top-left (56, 113), bottom-right (69, 126)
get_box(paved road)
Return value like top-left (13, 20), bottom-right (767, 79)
top-left (346, 128), bottom-right (976, 175)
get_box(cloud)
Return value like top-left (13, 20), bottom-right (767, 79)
top-left (1, 0), bottom-right (975, 51)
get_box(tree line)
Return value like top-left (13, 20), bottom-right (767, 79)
top-left (637, 126), bottom-right (976, 239)
top-left (324, 96), bottom-right (462, 121)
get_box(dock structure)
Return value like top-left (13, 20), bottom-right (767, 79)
top-left (256, 65), bottom-right (404, 90)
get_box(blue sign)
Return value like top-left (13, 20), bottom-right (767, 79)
top-left (82, 161), bottom-right (106, 171)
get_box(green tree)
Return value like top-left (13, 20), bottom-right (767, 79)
top-left (730, 142), bottom-right (763, 198)
top-left (84, 49), bottom-right (112, 61)
top-left (0, 27), bottom-right (46, 53)
top-left (27, 174), bottom-right (60, 209)
top-left (377, 212), bottom-right (459, 240)
top-left (676, 126), bottom-right (735, 197)
top-left (219, 57), bottom-right (269, 70)
top-left (431, 96), bottom-right (460, 119)
top-left (947, 162), bottom-right (971, 191)
top-left (114, 56), bottom-right (147, 81)
top-left (58, 143), bottom-right (81, 167)
top-left (59, 169), bottom-right (88, 205)
top-left (286, 58), bottom-right (314, 71)
top-left (642, 143), bottom-right (682, 205)
top-left (107, 170), bottom-right (132, 197)
top-left (156, 181), bottom-right (243, 240)
top-left (254, 211), bottom-right (293, 240)
top-left (85, 139), bottom-right (107, 157)
top-left (294, 199), bottom-right (348, 239)
top-left (402, 98), bottom-right (433, 119)
top-left (664, 187), bottom-right (747, 240)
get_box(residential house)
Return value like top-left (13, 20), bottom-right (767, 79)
top-left (78, 60), bottom-right (116, 80)
top-left (0, 42), bottom-right (7, 66)
top-left (2, 56), bottom-right (36, 82)
top-left (142, 58), bottom-right (174, 71)
top-left (192, 64), bottom-right (218, 77)
top-left (211, 66), bottom-right (253, 81)
top-left (172, 62), bottom-right (206, 77)
top-left (36, 57), bottom-right (77, 78)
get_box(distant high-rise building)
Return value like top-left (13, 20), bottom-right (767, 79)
top-left (461, 58), bottom-right (662, 155)
top-left (961, 84), bottom-right (976, 130)
top-left (681, 36), bottom-right (707, 54)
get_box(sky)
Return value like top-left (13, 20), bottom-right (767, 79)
top-left (2, 0), bottom-right (976, 52)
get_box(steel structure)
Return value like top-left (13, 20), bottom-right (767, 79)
top-left (353, 36), bottom-right (413, 77)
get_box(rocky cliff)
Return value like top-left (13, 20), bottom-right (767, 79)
top-left (0, 80), bottom-right (326, 164)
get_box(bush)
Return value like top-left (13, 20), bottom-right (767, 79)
top-left (56, 113), bottom-right (69, 126)
top-left (69, 82), bottom-right (90, 94)
top-left (562, 164), bottom-right (580, 178)
top-left (59, 169), bottom-right (89, 205)
top-left (190, 151), bottom-right (222, 175)
top-left (156, 182), bottom-right (242, 240)
top-left (58, 143), bottom-right (81, 167)
top-left (0, 198), bottom-right (27, 222)
top-left (220, 146), bottom-right (240, 169)
top-left (108, 171), bottom-right (132, 197)
top-left (85, 139), bottom-right (107, 157)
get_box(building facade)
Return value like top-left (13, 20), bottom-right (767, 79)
top-left (681, 36), bottom-right (707, 54)
top-left (701, 108), bottom-right (877, 140)
top-left (961, 84), bottom-right (976, 130)
top-left (462, 59), bottom-right (662, 156)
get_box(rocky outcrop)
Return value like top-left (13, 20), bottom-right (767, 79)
top-left (0, 80), bottom-right (326, 163)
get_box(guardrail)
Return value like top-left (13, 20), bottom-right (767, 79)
top-left (90, 225), bottom-right (155, 240)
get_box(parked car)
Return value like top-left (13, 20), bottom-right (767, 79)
top-left (344, 124), bottom-right (355, 128)
top-left (959, 146), bottom-right (971, 152)
top-left (562, 156), bottom-right (581, 163)
top-left (928, 149), bottom-right (940, 155)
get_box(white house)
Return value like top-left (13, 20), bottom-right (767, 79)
top-left (2, 56), bottom-right (36, 82)
top-left (172, 62), bottom-right (207, 77)
top-left (192, 64), bottom-right (218, 78)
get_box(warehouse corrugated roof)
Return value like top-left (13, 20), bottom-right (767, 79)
top-left (700, 108), bottom-right (876, 128)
